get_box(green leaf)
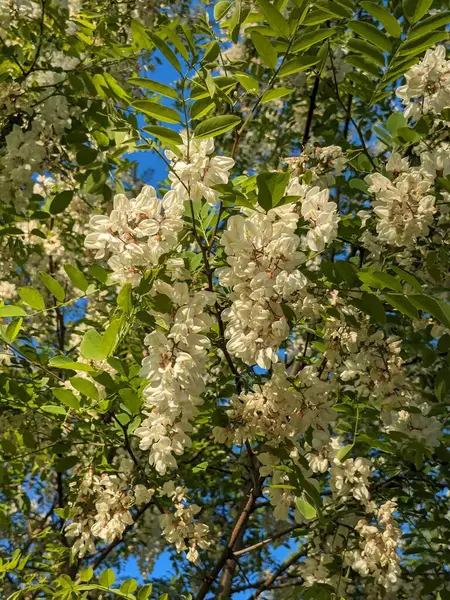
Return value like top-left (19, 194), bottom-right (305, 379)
top-left (190, 98), bottom-right (216, 120)
top-left (130, 19), bottom-right (152, 49)
top-left (292, 28), bottom-right (336, 53)
top-left (164, 26), bottom-right (190, 62)
top-left (235, 72), bottom-right (260, 91)
top-left (147, 32), bottom-right (182, 73)
top-left (360, 2), bottom-right (401, 37)
top-left (0, 306), bottom-right (27, 318)
top-left (69, 377), bottom-right (99, 400)
top-left (64, 264), bottom-right (88, 293)
top-left (128, 77), bottom-right (177, 99)
top-left (315, 0), bottom-right (352, 19)
top-left (214, 0), bottom-right (232, 20)
top-left (409, 11), bottom-right (450, 40)
top-left (278, 55), bottom-right (320, 77)
top-left (349, 178), bottom-right (368, 193)
top-left (119, 388), bottom-right (141, 415)
top-left (261, 87), bottom-right (294, 103)
top-left (80, 329), bottom-right (107, 361)
top-left (53, 388), bottom-right (81, 410)
top-left (77, 147), bottom-right (98, 166)
top-left (205, 43), bottom-right (222, 67)
top-left (336, 444), bottom-right (353, 461)
top-left (39, 272), bottom-right (65, 302)
top-left (386, 112), bottom-right (408, 137)
top-left (99, 569), bottom-right (115, 588)
top-left (257, 171), bottom-right (290, 211)
top-left (398, 31), bottom-right (448, 57)
top-left (118, 283), bottom-right (133, 313)
top-left (192, 461), bottom-right (208, 473)
top-left (120, 580), bottom-right (138, 595)
top-left (137, 584), bottom-right (153, 600)
top-left (49, 191), bottom-right (74, 215)
top-left (435, 368), bottom-right (450, 401)
top-left (348, 21), bottom-right (393, 52)
top-left (103, 72), bottom-right (130, 103)
top-left (256, 0), bottom-right (291, 37)
top-left (345, 55), bottom-right (381, 77)
top-left (390, 265), bottom-right (422, 293)
top-left (358, 271), bottom-right (402, 292)
top-left (384, 293), bottom-right (419, 319)
top-left (5, 317), bottom-right (22, 342)
top-left (152, 293), bottom-right (173, 314)
top-left (102, 319), bottom-right (121, 357)
top-left (143, 125), bottom-right (183, 146)
top-left (48, 356), bottom-right (94, 372)
top-left (403, 0), bottom-right (433, 23)
top-left (347, 38), bottom-right (385, 66)
top-left (18, 287), bottom-right (45, 311)
top-left (79, 568), bottom-right (94, 583)
top-left (409, 295), bottom-right (450, 328)
top-left (295, 495), bottom-right (317, 520)
top-left (133, 101), bottom-right (181, 124)
top-left (55, 455), bottom-right (78, 471)
top-left (303, 8), bottom-right (331, 25)
top-left (194, 115), bottom-right (241, 140)
top-left (251, 31), bottom-right (278, 68)
top-left (397, 126), bottom-right (419, 143)
top-left (41, 405), bottom-right (66, 416)
top-left (351, 292), bottom-right (386, 324)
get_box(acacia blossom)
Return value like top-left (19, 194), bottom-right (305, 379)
top-left (159, 481), bottom-right (210, 564)
top-left (85, 185), bottom-right (184, 285)
top-left (396, 45), bottom-right (450, 119)
top-left (166, 136), bottom-right (234, 206)
top-left (135, 282), bottom-right (215, 475)
top-left (217, 205), bottom-right (310, 368)
top-left (66, 471), bottom-right (154, 558)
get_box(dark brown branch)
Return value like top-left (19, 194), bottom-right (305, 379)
top-left (303, 75), bottom-right (320, 146)
top-left (195, 478), bottom-right (262, 600)
top-left (233, 523), bottom-right (299, 557)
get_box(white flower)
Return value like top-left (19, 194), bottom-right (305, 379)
top-left (84, 186), bottom-right (184, 285)
top-left (218, 205), bottom-right (307, 368)
top-left (300, 186), bottom-right (339, 252)
top-left (396, 45), bottom-right (450, 119)
top-left (166, 135), bottom-right (234, 206)
top-left (365, 169), bottom-right (436, 247)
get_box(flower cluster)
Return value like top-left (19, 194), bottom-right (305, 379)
top-left (345, 501), bottom-right (402, 592)
top-left (397, 45), bottom-right (450, 119)
top-left (213, 364), bottom-right (337, 447)
top-left (364, 169), bottom-right (435, 247)
top-left (85, 186), bottom-right (184, 285)
top-left (218, 205), bottom-right (309, 368)
top-left (166, 136), bottom-right (234, 206)
top-left (159, 480), bottom-right (210, 563)
top-left (135, 282), bottom-right (215, 474)
top-left (66, 470), bottom-right (154, 557)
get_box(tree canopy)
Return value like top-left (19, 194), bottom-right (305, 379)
top-left (0, 0), bottom-right (450, 598)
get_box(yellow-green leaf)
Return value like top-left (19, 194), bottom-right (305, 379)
top-left (18, 287), bottom-right (45, 311)
top-left (251, 31), bottom-right (278, 68)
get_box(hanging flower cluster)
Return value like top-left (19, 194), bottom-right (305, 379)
top-left (65, 471), bottom-right (154, 558)
top-left (85, 186), bottom-right (184, 285)
top-left (135, 282), bottom-right (215, 475)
